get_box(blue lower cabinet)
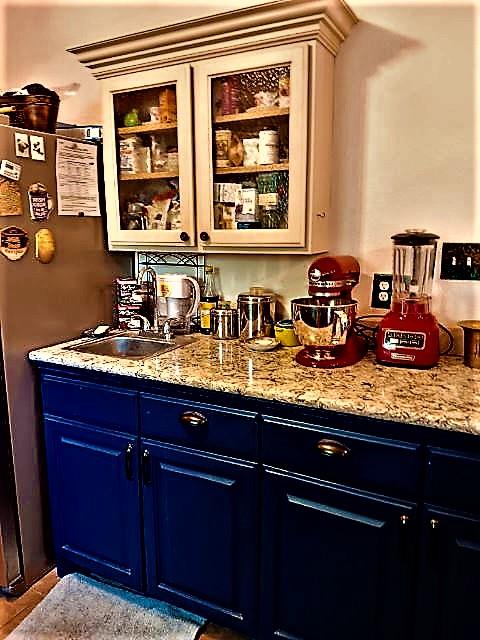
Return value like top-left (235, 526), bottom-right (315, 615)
top-left (261, 468), bottom-right (417, 640)
top-left (44, 417), bottom-right (143, 590)
top-left (141, 440), bottom-right (259, 636)
top-left (415, 507), bottom-right (480, 640)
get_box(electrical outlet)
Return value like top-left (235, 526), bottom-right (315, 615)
top-left (440, 243), bottom-right (480, 280)
top-left (371, 273), bottom-right (393, 309)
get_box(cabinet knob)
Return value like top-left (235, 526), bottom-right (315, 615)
top-left (199, 231), bottom-right (210, 242)
top-left (180, 410), bottom-right (208, 428)
top-left (430, 518), bottom-right (440, 530)
top-left (316, 439), bottom-right (350, 457)
top-left (179, 231), bottom-right (190, 242)
top-left (400, 514), bottom-right (409, 527)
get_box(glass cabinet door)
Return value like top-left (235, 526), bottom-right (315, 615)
top-left (102, 66), bottom-right (195, 249)
top-left (194, 45), bottom-right (308, 248)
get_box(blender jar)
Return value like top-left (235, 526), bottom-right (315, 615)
top-left (392, 229), bottom-right (439, 306)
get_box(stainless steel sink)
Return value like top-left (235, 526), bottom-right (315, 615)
top-left (66, 333), bottom-right (196, 360)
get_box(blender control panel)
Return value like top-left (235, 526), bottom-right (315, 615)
top-left (384, 330), bottom-right (426, 350)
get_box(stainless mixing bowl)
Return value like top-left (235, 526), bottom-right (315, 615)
top-left (291, 298), bottom-right (357, 352)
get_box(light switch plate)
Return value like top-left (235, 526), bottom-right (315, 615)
top-left (440, 243), bottom-right (480, 280)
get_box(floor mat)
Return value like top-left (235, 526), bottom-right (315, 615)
top-left (6, 573), bottom-right (205, 639)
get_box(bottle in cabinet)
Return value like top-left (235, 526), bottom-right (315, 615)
top-left (199, 265), bottom-right (219, 334)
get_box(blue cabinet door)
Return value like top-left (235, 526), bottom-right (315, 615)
top-left (261, 468), bottom-right (417, 640)
top-left (141, 440), bottom-right (259, 635)
top-left (415, 507), bottom-right (480, 640)
top-left (44, 417), bottom-right (142, 590)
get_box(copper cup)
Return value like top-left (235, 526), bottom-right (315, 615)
top-left (458, 320), bottom-right (480, 368)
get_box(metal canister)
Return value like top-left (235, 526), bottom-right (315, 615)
top-left (458, 320), bottom-right (480, 368)
top-left (237, 289), bottom-right (276, 340)
top-left (258, 128), bottom-right (279, 165)
top-left (210, 308), bottom-right (239, 340)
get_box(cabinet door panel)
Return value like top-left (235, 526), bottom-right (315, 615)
top-left (44, 418), bottom-right (142, 590)
top-left (102, 65), bottom-right (195, 251)
top-left (415, 508), bottom-right (480, 640)
top-left (194, 45), bottom-right (308, 248)
top-left (142, 440), bottom-right (258, 635)
top-left (261, 468), bottom-right (416, 640)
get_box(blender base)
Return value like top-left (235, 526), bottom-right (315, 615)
top-left (295, 334), bottom-right (368, 368)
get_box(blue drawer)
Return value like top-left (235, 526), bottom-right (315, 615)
top-left (41, 374), bottom-right (137, 434)
top-left (140, 393), bottom-right (258, 460)
top-left (426, 447), bottom-right (480, 515)
top-left (261, 416), bottom-right (421, 497)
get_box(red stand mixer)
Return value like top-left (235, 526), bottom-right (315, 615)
top-left (376, 230), bottom-right (440, 368)
top-left (291, 255), bottom-right (367, 368)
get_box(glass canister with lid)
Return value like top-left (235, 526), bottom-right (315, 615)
top-left (237, 287), bottom-right (276, 340)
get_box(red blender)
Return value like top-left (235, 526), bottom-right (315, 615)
top-left (376, 230), bottom-right (440, 368)
top-left (291, 255), bottom-right (367, 368)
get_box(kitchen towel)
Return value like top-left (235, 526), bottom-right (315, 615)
top-left (6, 573), bottom-right (205, 639)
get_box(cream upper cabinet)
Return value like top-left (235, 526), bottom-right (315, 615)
top-left (194, 45), bottom-right (308, 249)
top-left (101, 66), bottom-right (195, 250)
top-left (70, 0), bottom-right (357, 254)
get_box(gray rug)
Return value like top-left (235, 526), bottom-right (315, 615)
top-left (7, 573), bottom-right (205, 639)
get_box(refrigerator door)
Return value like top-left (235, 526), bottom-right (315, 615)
top-left (0, 124), bottom-right (130, 588)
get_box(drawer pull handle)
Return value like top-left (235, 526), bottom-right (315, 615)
top-left (180, 411), bottom-right (208, 428)
top-left (125, 443), bottom-right (134, 481)
top-left (142, 449), bottom-right (151, 485)
top-left (316, 439), bottom-right (350, 457)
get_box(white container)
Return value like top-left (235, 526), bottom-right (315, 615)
top-left (243, 138), bottom-right (259, 167)
top-left (258, 129), bottom-right (279, 165)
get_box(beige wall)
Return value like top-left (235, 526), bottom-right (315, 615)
top-left (4, 0), bottom-right (479, 337)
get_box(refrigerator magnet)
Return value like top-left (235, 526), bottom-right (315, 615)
top-left (0, 226), bottom-right (28, 260)
top-left (29, 135), bottom-right (46, 161)
top-left (0, 177), bottom-right (22, 217)
top-left (28, 183), bottom-right (53, 221)
top-left (14, 132), bottom-right (30, 158)
top-left (34, 228), bottom-right (55, 263)
top-left (0, 160), bottom-right (21, 181)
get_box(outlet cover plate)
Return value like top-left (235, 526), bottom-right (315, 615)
top-left (371, 273), bottom-right (393, 309)
top-left (440, 243), bottom-right (480, 280)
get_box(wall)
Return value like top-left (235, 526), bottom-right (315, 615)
top-left (4, 0), bottom-right (479, 336)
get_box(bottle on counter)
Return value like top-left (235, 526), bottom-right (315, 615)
top-left (199, 265), bottom-right (220, 334)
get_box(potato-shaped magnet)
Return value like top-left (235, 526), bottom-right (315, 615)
top-left (35, 228), bottom-right (55, 263)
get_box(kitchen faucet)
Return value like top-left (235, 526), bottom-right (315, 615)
top-left (137, 267), bottom-right (159, 333)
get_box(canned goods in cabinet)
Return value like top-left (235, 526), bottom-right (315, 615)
top-left (258, 129), bottom-right (279, 165)
top-left (215, 129), bottom-right (232, 168)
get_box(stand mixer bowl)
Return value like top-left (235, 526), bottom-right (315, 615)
top-left (291, 298), bottom-right (357, 362)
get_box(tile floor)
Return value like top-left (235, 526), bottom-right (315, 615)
top-left (0, 570), bottom-right (244, 640)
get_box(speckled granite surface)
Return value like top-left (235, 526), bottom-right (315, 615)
top-left (29, 334), bottom-right (480, 436)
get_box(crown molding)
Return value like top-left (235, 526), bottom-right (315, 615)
top-left (69, 0), bottom-right (358, 79)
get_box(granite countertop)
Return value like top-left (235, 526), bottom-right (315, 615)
top-left (29, 334), bottom-right (480, 436)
